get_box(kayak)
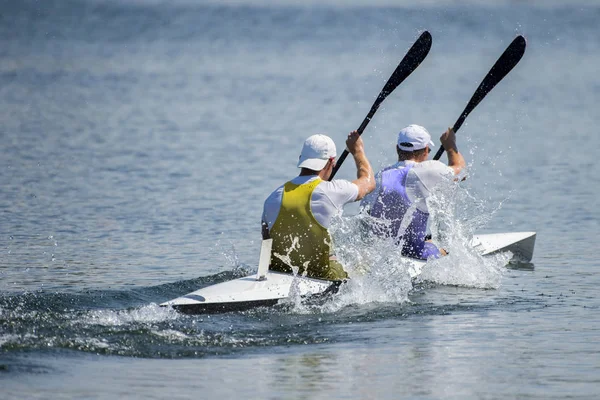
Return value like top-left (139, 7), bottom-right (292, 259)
top-left (161, 231), bottom-right (536, 314)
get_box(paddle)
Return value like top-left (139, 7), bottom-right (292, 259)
top-left (433, 35), bottom-right (527, 161)
top-left (328, 30), bottom-right (433, 180)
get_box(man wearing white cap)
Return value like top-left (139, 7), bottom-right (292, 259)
top-left (262, 131), bottom-right (375, 281)
top-left (361, 125), bottom-right (466, 259)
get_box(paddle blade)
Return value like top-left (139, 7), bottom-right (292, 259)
top-left (454, 35), bottom-right (526, 133)
top-left (373, 31), bottom-right (432, 111)
top-left (358, 30), bottom-right (433, 134)
top-left (433, 35), bottom-right (527, 161)
top-left (330, 31), bottom-right (432, 180)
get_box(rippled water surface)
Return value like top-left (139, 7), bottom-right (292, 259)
top-left (1, 0), bottom-right (599, 399)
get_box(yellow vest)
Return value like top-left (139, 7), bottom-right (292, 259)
top-left (269, 178), bottom-right (347, 281)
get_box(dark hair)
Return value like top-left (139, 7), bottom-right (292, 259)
top-left (397, 145), bottom-right (427, 160)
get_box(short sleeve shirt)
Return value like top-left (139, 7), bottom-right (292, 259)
top-left (361, 160), bottom-right (454, 213)
top-left (262, 176), bottom-right (359, 230)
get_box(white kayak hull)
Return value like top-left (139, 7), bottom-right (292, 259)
top-left (472, 231), bottom-right (536, 261)
top-left (161, 231), bottom-right (536, 314)
top-left (162, 272), bottom-right (334, 314)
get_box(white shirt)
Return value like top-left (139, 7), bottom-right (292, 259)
top-left (361, 160), bottom-right (454, 213)
top-left (262, 176), bottom-right (359, 230)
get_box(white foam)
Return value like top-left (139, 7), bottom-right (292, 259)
top-left (82, 303), bottom-right (180, 327)
top-left (324, 176), bottom-right (512, 308)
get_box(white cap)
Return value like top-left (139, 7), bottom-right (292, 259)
top-left (297, 134), bottom-right (337, 171)
top-left (397, 124), bottom-right (435, 151)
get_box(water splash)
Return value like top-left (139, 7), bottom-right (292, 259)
top-left (423, 176), bottom-right (510, 289)
top-left (326, 213), bottom-right (415, 309)
top-left (327, 175), bottom-right (512, 302)
top-left (81, 303), bottom-right (180, 326)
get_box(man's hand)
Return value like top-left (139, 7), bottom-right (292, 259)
top-left (346, 130), bottom-right (365, 155)
top-left (346, 130), bottom-right (375, 200)
top-left (439, 127), bottom-right (458, 152)
top-left (439, 127), bottom-right (466, 175)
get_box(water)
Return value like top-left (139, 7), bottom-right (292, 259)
top-left (1, 0), bottom-right (599, 398)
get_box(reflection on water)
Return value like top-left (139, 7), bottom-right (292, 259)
top-left (506, 261), bottom-right (535, 271)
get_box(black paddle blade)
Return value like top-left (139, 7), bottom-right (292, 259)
top-left (369, 31), bottom-right (433, 120)
top-left (383, 31), bottom-right (433, 96)
top-left (433, 35), bottom-right (527, 161)
top-left (329, 31), bottom-right (432, 181)
top-left (358, 30), bottom-right (433, 134)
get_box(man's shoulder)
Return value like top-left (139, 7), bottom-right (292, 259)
top-left (264, 182), bottom-right (286, 204)
top-left (408, 160), bottom-right (454, 189)
top-left (415, 159), bottom-right (445, 168)
top-left (413, 160), bottom-right (453, 174)
top-left (381, 161), bottom-right (405, 172)
top-left (316, 179), bottom-right (359, 204)
top-left (318, 178), bottom-right (357, 192)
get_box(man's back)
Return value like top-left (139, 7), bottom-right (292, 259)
top-left (261, 131), bottom-right (374, 280)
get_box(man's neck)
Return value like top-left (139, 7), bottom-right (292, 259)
top-left (299, 168), bottom-right (319, 177)
top-left (398, 156), bottom-right (420, 163)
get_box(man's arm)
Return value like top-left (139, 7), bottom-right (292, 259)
top-left (439, 127), bottom-right (466, 175)
top-left (346, 130), bottom-right (375, 200)
top-left (359, 169), bottom-right (382, 214)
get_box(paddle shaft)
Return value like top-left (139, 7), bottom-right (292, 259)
top-left (433, 35), bottom-right (527, 161)
top-left (328, 91), bottom-right (387, 176)
top-left (329, 31), bottom-right (432, 180)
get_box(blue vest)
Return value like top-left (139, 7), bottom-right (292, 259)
top-left (369, 164), bottom-right (438, 259)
